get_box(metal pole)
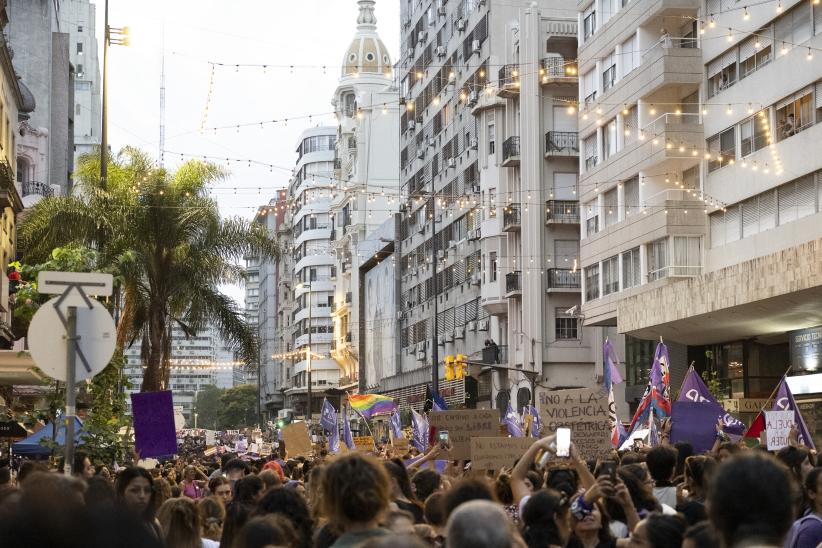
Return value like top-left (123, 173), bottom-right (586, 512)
top-left (307, 288), bottom-right (312, 422)
top-left (431, 194), bottom-right (439, 394)
top-left (100, 0), bottom-right (109, 187)
top-left (63, 306), bottom-right (78, 476)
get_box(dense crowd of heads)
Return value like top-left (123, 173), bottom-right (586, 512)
top-left (0, 434), bottom-right (819, 548)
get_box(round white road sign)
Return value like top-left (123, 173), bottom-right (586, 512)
top-left (27, 297), bottom-right (117, 382)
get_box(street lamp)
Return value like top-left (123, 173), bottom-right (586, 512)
top-left (297, 282), bottom-right (313, 422)
top-left (100, 0), bottom-right (129, 187)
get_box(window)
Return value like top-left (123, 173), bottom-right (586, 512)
top-left (623, 105), bottom-right (638, 146)
top-left (623, 177), bottom-right (639, 217)
top-left (776, 89), bottom-right (813, 141)
top-left (707, 127), bottom-right (736, 172)
top-left (621, 35), bottom-right (639, 76)
top-left (583, 133), bottom-right (598, 171)
top-left (671, 236), bottom-right (702, 276)
top-left (554, 240), bottom-right (579, 266)
top-left (490, 251), bottom-right (498, 281)
top-left (553, 172), bottom-right (577, 200)
top-left (775, 4), bottom-right (812, 55)
top-left (602, 52), bottom-right (616, 92)
top-left (778, 176), bottom-right (816, 224)
top-left (740, 32), bottom-right (772, 79)
top-left (707, 50), bottom-right (737, 97)
top-left (309, 268), bottom-right (317, 282)
top-left (602, 255), bottom-right (619, 295)
top-left (75, 103), bottom-right (81, 115)
top-left (584, 199), bottom-right (599, 237)
top-left (555, 308), bottom-right (579, 340)
top-left (76, 64), bottom-right (83, 77)
top-left (77, 42), bottom-right (83, 55)
top-left (602, 119), bottom-right (617, 161)
top-left (740, 110), bottom-right (770, 156)
top-left (622, 247), bottom-right (641, 289)
top-left (488, 114), bottom-right (496, 154)
top-left (603, 187), bottom-right (618, 227)
top-left (583, 6), bottom-right (597, 41)
top-left (582, 69), bottom-right (597, 105)
top-left (647, 238), bottom-right (669, 281)
top-left (77, 25), bottom-right (83, 32)
top-left (584, 264), bottom-right (600, 301)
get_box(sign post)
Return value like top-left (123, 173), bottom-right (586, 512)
top-left (28, 272), bottom-right (114, 475)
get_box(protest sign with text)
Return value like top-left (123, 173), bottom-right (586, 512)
top-left (352, 435), bottom-right (376, 452)
top-left (537, 387), bottom-right (611, 459)
top-left (765, 410), bottom-right (794, 451)
top-left (282, 423), bottom-right (313, 457)
top-left (429, 409), bottom-right (499, 459)
top-left (470, 437), bottom-right (536, 470)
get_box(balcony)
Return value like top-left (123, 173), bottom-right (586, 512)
top-left (502, 203), bottom-right (521, 232)
top-left (501, 136), bottom-right (520, 167)
top-left (481, 344), bottom-right (509, 365)
top-left (541, 57), bottom-right (578, 84)
top-left (333, 157), bottom-right (342, 170)
top-left (546, 268), bottom-right (581, 291)
top-left (347, 136), bottom-right (357, 149)
top-left (545, 200), bottom-right (580, 224)
top-left (505, 271), bottom-right (522, 297)
top-left (498, 64), bottom-right (520, 98)
top-left (21, 181), bottom-right (54, 198)
top-left (545, 132), bottom-right (579, 157)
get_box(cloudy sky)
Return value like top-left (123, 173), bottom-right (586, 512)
top-left (95, 0), bottom-right (400, 302)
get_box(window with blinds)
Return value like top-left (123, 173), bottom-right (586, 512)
top-left (778, 176), bottom-right (815, 224)
top-left (584, 199), bottom-right (599, 237)
top-left (710, 211), bottom-right (726, 248)
top-left (603, 187), bottom-right (618, 227)
top-left (602, 255), bottom-right (619, 295)
top-left (740, 29), bottom-right (772, 79)
top-left (602, 51), bottom-right (616, 92)
top-left (603, 119), bottom-right (617, 161)
top-left (647, 238), bottom-right (669, 282)
top-left (584, 264), bottom-right (600, 301)
top-left (725, 205), bottom-right (740, 243)
top-left (624, 106), bottom-right (638, 146)
top-left (584, 133), bottom-right (598, 171)
top-left (740, 110), bottom-right (770, 157)
top-left (672, 236), bottom-right (702, 276)
top-left (816, 2), bottom-right (822, 34)
top-left (776, 89), bottom-right (813, 140)
top-left (624, 177), bottom-right (639, 217)
top-left (582, 69), bottom-right (597, 104)
top-left (621, 35), bottom-right (639, 77)
top-left (621, 247), bottom-right (641, 289)
top-left (707, 49), bottom-right (738, 97)
top-left (553, 172), bottom-right (578, 200)
top-left (707, 127), bottom-right (736, 172)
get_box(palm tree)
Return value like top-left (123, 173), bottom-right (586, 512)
top-left (19, 147), bottom-right (278, 391)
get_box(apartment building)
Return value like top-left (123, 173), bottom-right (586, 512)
top-left (577, 0), bottom-right (822, 407)
top-left (329, 0), bottom-right (400, 392)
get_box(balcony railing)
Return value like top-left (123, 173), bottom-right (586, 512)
top-left (541, 57), bottom-right (578, 80)
top-left (546, 268), bottom-right (581, 289)
top-left (347, 136), bottom-right (357, 149)
top-left (481, 344), bottom-right (508, 365)
top-left (545, 131), bottom-right (579, 155)
top-left (498, 64), bottom-right (520, 88)
top-left (505, 271), bottom-right (522, 294)
top-left (502, 203), bottom-right (521, 231)
top-left (502, 136), bottom-right (520, 166)
top-left (333, 157), bottom-right (342, 169)
top-left (545, 200), bottom-right (580, 224)
top-left (21, 181), bottom-right (54, 198)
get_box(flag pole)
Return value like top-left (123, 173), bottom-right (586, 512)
top-left (345, 391), bottom-right (379, 449)
top-left (753, 366), bottom-right (793, 415)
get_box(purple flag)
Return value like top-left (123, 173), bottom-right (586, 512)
top-left (504, 403), bottom-right (524, 438)
top-left (320, 399), bottom-right (337, 433)
top-left (131, 391), bottom-right (177, 458)
top-left (328, 423), bottom-right (340, 453)
top-left (773, 379), bottom-right (816, 450)
top-left (431, 388), bottom-right (448, 412)
top-left (650, 342), bottom-right (671, 398)
top-left (343, 407), bottom-right (355, 450)
top-left (677, 367), bottom-right (745, 435)
top-left (390, 409), bottom-right (403, 440)
top-left (603, 339), bottom-right (624, 391)
top-left (522, 405), bottom-right (542, 438)
top-left (411, 408), bottom-right (429, 452)
top-left (670, 401), bottom-right (721, 453)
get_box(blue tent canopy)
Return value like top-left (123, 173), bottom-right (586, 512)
top-left (12, 418), bottom-right (84, 457)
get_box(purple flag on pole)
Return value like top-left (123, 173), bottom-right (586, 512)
top-left (390, 409), bottom-right (403, 440)
top-left (603, 339), bottom-right (624, 391)
top-left (343, 407), bottom-right (355, 450)
top-left (131, 391), bottom-right (177, 458)
top-left (677, 368), bottom-right (746, 435)
top-left (320, 399), bottom-right (337, 433)
top-left (505, 404), bottom-right (524, 438)
top-left (411, 408), bottom-right (429, 452)
top-left (328, 423), bottom-right (340, 453)
top-left (773, 379), bottom-right (816, 450)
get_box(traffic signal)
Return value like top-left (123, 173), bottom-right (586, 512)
top-left (445, 355), bottom-right (455, 380)
top-left (455, 355), bottom-right (468, 379)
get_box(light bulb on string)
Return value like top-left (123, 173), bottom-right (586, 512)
top-left (727, 28), bottom-right (734, 42)
top-left (808, 48), bottom-right (814, 60)
top-left (777, 0), bottom-right (783, 12)
top-left (743, 6), bottom-right (750, 19)
top-left (781, 41), bottom-right (788, 55)
top-left (709, 15), bottom-right (716, 28)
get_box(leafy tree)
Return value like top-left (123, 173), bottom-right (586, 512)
top-left (194, 384), bottom-right (224, 430)
top-left (81, 354), bottom-right (132, 464)
top-left (218, 384), bottom-right (257, 429)
top-left (19, 148), bottom-right (278, 391)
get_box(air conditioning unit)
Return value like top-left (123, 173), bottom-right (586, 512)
top-left (435, 45), bottom-right (446, 57)
top-left (438, 335), bottom-right (446, 346)
top-left (448, 239), bottom-right (457, 249)
top-left (469, 139), bottom-right (478, 150)
top-left (417, 350), bottom-right (426, 361)
top-left (478, 320), bottom-right (489, 331)
top-left (472, 39), bottom-right (481, 54)
top-left (437, 250), bottom-right (446, 259)
top-left (468, 229), bottom-right (480, 241)
top-left (408, 120), bottom-right (416, 129)
top-left (467, 321), bottom-right (477, 332)
top-left (445, 331), bottom-right (455, 343)
top-left (416, 342), bottom-right (426, 352)
top-left (471, 183), bottom-right (481, 193)
top-left (417, 148), bottom-right (426, 159)
top-left (447, 157), bottom-right (456, 168)
top-left (428, 137), bottom-right (436, 147)
top-left (468, 91), bottom-right (479, 106)
top-left (456, 18), bottom-right (466, 31)
top-left (454, 327), bottom-right (465, 340)
top-left (418, 31), bottom-right (428, 43)
top-left (411, 268), bottom-right (418, 277)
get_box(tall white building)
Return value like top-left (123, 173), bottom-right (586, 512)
top-left (576, 0), bottom-right (822, 411)
top-left (63, 0), bottom-right (101, 167)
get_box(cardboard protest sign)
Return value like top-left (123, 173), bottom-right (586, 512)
top-left (765, 410), bottom-right (794, 450)
top-left (670, 401), bottom-right (721, 453)
top-left (429, 409), bottom-right (499, 459)
top-left (282, 423), bottom-right (313, 457)
top-left (470, 437), bottom-right (536, 470)
top-left (353, 435), bottom-right (375, 452)
top-left (392, 437), bottom-right (409, 452)
top-left (131, 391), bottom-right (178, 458)
top-left (259, 443), bottom-right (273, 456)
top-left (537, 387), bottom-right (611, 459)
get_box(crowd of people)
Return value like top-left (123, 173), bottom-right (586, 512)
top-left (0, 430), bottom-right (819, 548)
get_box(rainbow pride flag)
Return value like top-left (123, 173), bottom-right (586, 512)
top-left (349, 393), bottom-right (396, 419)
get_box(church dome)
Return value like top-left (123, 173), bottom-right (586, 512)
top-left (341, 1), bottom-right (392, 78)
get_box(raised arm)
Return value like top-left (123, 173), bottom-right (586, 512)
top-left (512, 434), bottom-right (556, 505)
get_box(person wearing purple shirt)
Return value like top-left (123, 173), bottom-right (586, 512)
top-left (785, 467), bottom-right (822, 548)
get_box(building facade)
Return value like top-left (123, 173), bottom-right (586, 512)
top-left (576, 0), bottom-right (822, 409)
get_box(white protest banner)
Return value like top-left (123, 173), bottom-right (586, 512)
top-left (537, 387), bottom-right (611, 460)
top-left (765, 410), bottom-right (794, 451)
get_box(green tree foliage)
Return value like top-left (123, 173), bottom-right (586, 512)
top-left (81, 354), bottom-right (132, 464)
top-left (19, 148), bottom-right (278, 391)
top-left (194, 384), bottom-right (223, 430)
top-left (217, 384), bottom-right (257, 429)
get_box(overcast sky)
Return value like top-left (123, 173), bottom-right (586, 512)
top-left (96, 0), bottom-right (400, 303)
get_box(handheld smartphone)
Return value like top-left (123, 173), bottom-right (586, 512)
top-left (599, 461), bottom-right (617, 482)
top-left (438, 430), bottom-right (450, 447)
top-left (556, 427), bottom-right (571, 458)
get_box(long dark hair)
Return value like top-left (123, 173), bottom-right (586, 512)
top-left (567, 500), bottom-right (613, 547)
top-left (618, 464), bottom-right (661, 513)
top-left (383, 458), bottom-right (418, 504)
top-left (255, 487), bottom-right (314, 548)
top-left (521, 489), bottom-right (569, 548)
top-left (114, 466), bottom-right (157, 522)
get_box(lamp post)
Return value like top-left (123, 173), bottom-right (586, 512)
top-left (100, 0), bottom-right (129, 187)
top-left (298, 283), bottom-right (313, 422)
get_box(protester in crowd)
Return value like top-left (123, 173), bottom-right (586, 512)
top-left (784, 466), bottom-right (822, 548)
top-left (114, 466), bottom-right (162, 541)
top-left (153, 477), bottom-right (172, 508)
top-left (708, 452), bottom-right (794, 548)
top-left (209, 453), bottom-right (236, 480)
top-left (523, 470), bottom-right (544, 494)
top-left (235, 474), bottom-right (265, 505)
top-left (68, 450), bottom-right (95, 480)
top-left (197, 496), bottom-right (225, 543)
top-left (233, 514), bottom-right (299, 548)
top-left (681, 521), bottom-right (719, 548)
top-left (423, 492), bottom-right (448, 546)
top-left (521, 489), bottom-right (571, 548)
top-left (446, 499), bottom-right (517, 548)
top-left (566, 482), bottom-right (617, 548)
top-left (157, 497), bottom-right (220, 548)
top-left (676, 455), bottom-right (716, 525)
top-left (672, 441), bottom-right (693, 482)
top-left (714, 442), bottom-right (739, 463)
top-left (593, 471), bottom-right (639, 540)
top-left (85, 475), bottom-right (115, 509)
top-left (259, 468), bottom-right (282, 490)
top-left (411, 468), bottom-right (442, 502)
top-left (442, 477), bottom-right (496, 520)
top-left (208, 475), bottom-right (232, 504)
top-left (162, 466), bottom-right (178, 487)
top-left (322, 453), bottom-right (392, 547)
top-left (256, 486), bottom-right (315, 548)
top-left (385, 458), bottom-right (425, 523)
top-left (385, 509), bottom-right (417, 535)
top-left (181, 464), bottom-right (209, 499)
top-left (220, 496), bottom-right (255, 548)
top-left (627, 514), bottom-right (686, 548)
top-left (645, 446), bottom-right (677, 508)
top-left (617, 465), bottom-right (667, 516)
top-left (225, 458), bottom-right (251, 486)
top-left (16, 460), bottom-right (47, 486)
top-left (494, 472), bottom-right (520, 525)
